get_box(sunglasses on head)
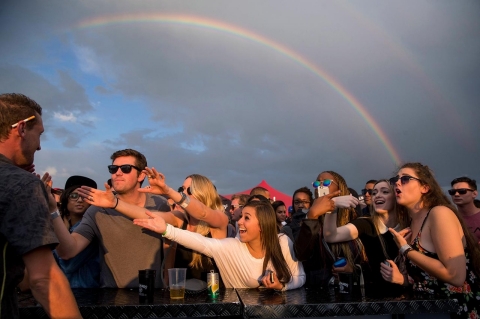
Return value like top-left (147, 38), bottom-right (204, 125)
top-left (312, 179), bottom-right (336, 188)
top-left (389, 175), bottom-right (422, 186)
top-left (108, 164), bottom-right (141, 174)
top-left (361, 189), bottom-right (373, 196)
top-left (448, 188), bottom-right (474, 196)
top-left (68, 193), bottom-right (82, 200)
top-left (178, 186), bottom-right (192, 196)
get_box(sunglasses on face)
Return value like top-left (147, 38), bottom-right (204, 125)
top-left (178, 186), bottom-right (192, 195)
top-left (230, 204), bottom-right (243, 210)
top-left (448, 188), bottom-right (475, 196)
top-left (108, 164), bottom-right (141, 174)
top-left (389, 175), bottom-right (422, 186)
top-left (312, 179), bottom-right (336, 188)
top-left (68, 193), bottom-right (82, 201)
top-left (361, 189), bottom-right (373, 196)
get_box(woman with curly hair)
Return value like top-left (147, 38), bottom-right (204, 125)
top-left (385, 163), bottom-right (480, 318)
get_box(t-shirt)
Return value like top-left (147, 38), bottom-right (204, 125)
top-left (0, 154), bottom-right (58, 319)
top-left (164, 224), bottom-right (306, 290)
top-left (350, 217), bottom-right (404, 297)
top-left (74, 193), bottom-right (170, 288)
top-left (461, 212), bottom-right (480, 243)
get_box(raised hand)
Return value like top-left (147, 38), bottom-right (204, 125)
top-left (307, 191), bottom-right (339, 219)
top-left (332, 195), bottom-right (359, 209)
top-left (388, 227), bottom-right (412, 248)
top-left (39, 172), bottom-right (57, 213)
top-left (133, 210), bottom-right (167, 234)
top-left (138, 167), bottom-right (171, 195)
top-left (78, 183), bottom-right (116, 208)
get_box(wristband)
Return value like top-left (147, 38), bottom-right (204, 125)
top-left (179, 195), bottom-right (190, 209)
top-left (176, 192), bottom-right (187, 206)
top-left (111, 197), bottom-right (119, 209)
top-left (399, 244), bottom-right (412, 255)
top-left (51, 210), bottom-right (60, 220)
top-left (161, 224), bottom-right (169, 236)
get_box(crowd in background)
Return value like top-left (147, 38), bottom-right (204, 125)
top-left (1, 93), bottom-right (480, 319)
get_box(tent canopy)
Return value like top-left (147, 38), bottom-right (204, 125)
top-left (222, 180), bottom-right (292, 207)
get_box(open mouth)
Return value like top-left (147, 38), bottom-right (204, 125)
top-left (239, 228), bottom-right (246, 234)
top-left (395, 188), bottom-right (402, 195)
top-left (374, 199), bottom-right (385, 205)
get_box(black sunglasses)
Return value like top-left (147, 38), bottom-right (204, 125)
top-left (448, 188), bottom-right (474, 196)
top-left (389, 175), bottom-right (422, 186)
top-left (361, 189), bottom-right (373, 196)
top-left (108, 164), bottom-right (141, 174)
top-left (178, 186), bottom-right (192, 195)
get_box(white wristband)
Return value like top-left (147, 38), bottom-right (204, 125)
top-left (399, 244), bottom-right (411, 255)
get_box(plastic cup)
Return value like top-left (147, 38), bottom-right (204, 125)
top-left (168, 268), bottom-right (187, 299)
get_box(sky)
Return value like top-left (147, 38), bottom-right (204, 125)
top-left (1, 0), bottom-right (479, 197)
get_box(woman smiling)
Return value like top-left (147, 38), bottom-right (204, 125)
top-left (133, 201), bottom-right (305, 290)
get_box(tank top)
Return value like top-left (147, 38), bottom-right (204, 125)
top-left (406, 207), bottom-right (480, 319)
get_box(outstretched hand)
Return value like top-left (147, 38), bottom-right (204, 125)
top-left (138, 167), bottom-right (170, 195)
top-left (388, 227), bottom-right (412, 248)
top-left (78, 183), bottom-right (116, 208)
top-left (307, 191), bottom-right (339, 219)
top-left (133, 210), bottom-right (167, 234)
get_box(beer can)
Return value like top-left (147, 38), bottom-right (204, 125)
top-left (207, 270), bottom-right (219, 298)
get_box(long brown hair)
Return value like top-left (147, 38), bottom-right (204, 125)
top-left (186, 174), bottom-right (224, 269)
top-left (371, 180), bottom-right (410, 260)
top-left (243, 201), bottom-right (292, 284)
top-left (321, 171), bottom-right (367, 267)
top-left (400, 163), bottom-right (480, 275)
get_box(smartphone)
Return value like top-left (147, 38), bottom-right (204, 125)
top-left (317, 186), bottom-right (329, 197)
top-left (383, 260), bottom-right (391, 267)
top-left (333, 257), bottom-right (347, 268)
top-left (269, 271), bottom-right (274, 283)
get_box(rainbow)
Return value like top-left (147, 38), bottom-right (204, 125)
top-left (76, 13), bottom-right (402, 164)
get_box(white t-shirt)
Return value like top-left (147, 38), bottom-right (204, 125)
top-left (164, 224), bottom-right (305, 290)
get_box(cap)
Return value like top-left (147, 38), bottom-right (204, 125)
top-left (64, 175), bottom-right (97, 190)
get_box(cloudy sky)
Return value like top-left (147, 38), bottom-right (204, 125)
top-left (1, 1), bottom-right (479, 196)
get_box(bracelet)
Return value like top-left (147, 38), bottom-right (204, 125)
top-left (50, 210), bottom-right (60, 220)
top-left (399, 244), bottom-right (412, 255)
top-left (111, 197), bottom-right (119, 209)
top-left (403, 247), bottom-right (413, 259)
top-left (161, 224), bottom-right (169, 236)
top-left (179, 195), bottom-right (190, 209)
top-left (176, 192), bottom-right (187, 206)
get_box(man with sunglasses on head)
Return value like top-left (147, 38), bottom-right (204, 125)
top-left (449, 176), bottom-right (480, 243)
top-left (360, 179), bottom-right (377, 217)
top-left (0, 93), bottom-right (81, 319)
top-left (53, 149), bottom-right (171, 288)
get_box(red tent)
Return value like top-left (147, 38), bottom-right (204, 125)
top-left (222, 180), bottom-right (292, 206)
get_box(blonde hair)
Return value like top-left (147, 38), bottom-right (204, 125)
top-left (186, 174), bottom-right (224, 269)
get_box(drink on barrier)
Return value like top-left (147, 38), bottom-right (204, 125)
top-left (207, 270), bottom-right (219, 298)
top-left (169, 285), bottom-right (186, 299)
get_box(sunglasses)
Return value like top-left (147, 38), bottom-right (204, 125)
top-left (178, 186), bottom-right (192, 195)
top-left (361, 189), bottom-right (373, 196)
top-left (68, 193), bottom-right (82, 201)
top-left (312, 179), bottom-right (336, 188)
top-left (389, 175), bottom-right (422, 186)
top-left (108, 164), bottom-right (141, 174)
top-left (230, 204), bottom-right (243, 210)
top-left (448, 188), bottom-right (475, 196)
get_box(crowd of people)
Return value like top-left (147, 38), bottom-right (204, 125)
top-left (1, 93), bottom-right (479, 319)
